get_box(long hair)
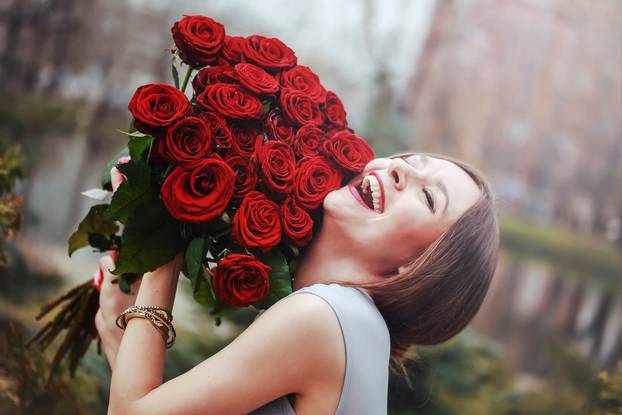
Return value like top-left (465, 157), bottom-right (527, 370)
top-left (339, 151), bottom-right (500, 383)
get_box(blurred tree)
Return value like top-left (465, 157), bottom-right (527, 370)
top-left (0, 143), bottom-right (25, 267)
top-left (591, 361), bottom-right (622, 415)
top-left (0, 322), bottom-right (102, 415)
top-left (388, 331), bottom-right (516, 415)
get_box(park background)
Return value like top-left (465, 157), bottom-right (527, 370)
top-left (0, 0), bottom-right (620, 414)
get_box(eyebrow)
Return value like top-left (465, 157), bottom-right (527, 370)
top-left (407, 155), bottom-right (449, 215)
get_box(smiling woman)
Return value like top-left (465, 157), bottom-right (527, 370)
top-left (314, 151), bottom-right (500, 380)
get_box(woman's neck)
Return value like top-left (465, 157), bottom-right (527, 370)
top-left (292, 226), bottom-right (376, 291)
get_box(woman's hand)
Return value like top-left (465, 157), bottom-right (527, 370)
top-left (94, 155), bottom-right (138, 368)
top-left (94, 252), bottom-right (142, 368)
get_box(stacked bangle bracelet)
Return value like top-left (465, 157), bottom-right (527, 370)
top-left (115, 305), bottom-right (176, 348)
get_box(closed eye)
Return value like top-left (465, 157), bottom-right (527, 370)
top-left (423, 186), bottom-right (435, 212)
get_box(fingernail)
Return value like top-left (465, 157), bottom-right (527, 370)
top-left (117, 156), bottom-right (131, 164)
top-left (92, 268), bottom-right (103, 291)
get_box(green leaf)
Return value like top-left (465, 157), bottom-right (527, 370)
top-left (185, 238), bottom-right (206, 282)
top-left (251, 249), bottom-right (292, 309)
top-left (87, 232), bottom-right (112, 251)
top-left (172, 64), bottom-right (180, 89)
top-left (262, 100), bottom-right (271, 113)
top-left (184, 238), bottom-right (218, 308)
top-left (128, 135), bottom-right (154, 162)
top-left (118, 273), bottom-right (140, 294)
top-left (115, 129), bottom-right (148, 138)
top-left (111, 200), bottom-right (183, 275)
top-left (192, 274), bottom-right (217, 308)
top-left (104, 160), bottom-right (155, 224)
top-left (101, 147), bottom-right (130, 191)
top-left (68, 204), bottom-right (119, 256)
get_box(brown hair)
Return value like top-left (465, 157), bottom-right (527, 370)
top-left (339, 151), bottom-right (500, 384)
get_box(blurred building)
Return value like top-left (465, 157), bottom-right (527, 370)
top-left (400, 0), bottom-right (622, 242)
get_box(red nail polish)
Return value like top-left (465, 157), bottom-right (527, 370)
top-left (92, 268), bottom-right (104, 291)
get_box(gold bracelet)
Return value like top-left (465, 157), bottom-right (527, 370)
top-left (115, 306), bottom-right (176, 348)
top-left (115, 305), bottom-right (173, 329)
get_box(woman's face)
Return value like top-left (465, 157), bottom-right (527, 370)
top-left (322, 154), bottom-right (482, 274)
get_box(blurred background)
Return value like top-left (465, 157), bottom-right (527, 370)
top-left (0, 0), bottom-right (620, 414)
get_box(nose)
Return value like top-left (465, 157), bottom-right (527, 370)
top-left (387, 157), bottom-right (424, 191)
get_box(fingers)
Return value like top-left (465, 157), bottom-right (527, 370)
top-left (110, 156), bottom-right (131, 192)
top-left (98, 254), bottom-right (118, 304)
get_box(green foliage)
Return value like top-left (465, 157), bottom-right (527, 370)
top-left (171, 63), bottom-right (180, 89)
top-left (251, 249), bottom-right (293, 309)
top-left (0, 323), bottom-right (101, 415)
top-left (387, 332), bottom-right (622, 415)
top-left (500, 215), bottom-right (622, 288)
top-left (0, 143), bottom-right (26, 193)
top-left (184, 237), bottom-right (217, 308)
top-left (0, 91), bottom-right (77, 140)
top-left (592, 361), bottom-right (622, 415)
top-left (128, 135), bottom-right (154, 161)
top-left (0, 144), bottom-right (26, 265)
top-left (112, 199), bottom-right (183, 275)
top-left (68, 204), bottom-right (119, 256)
top-left (389, 331), bottom-right (515, 415)
top-left (104, 160), bottom-right (156, 224)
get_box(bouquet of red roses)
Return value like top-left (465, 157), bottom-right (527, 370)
top-left (28, 14), bottom-right (375, 378)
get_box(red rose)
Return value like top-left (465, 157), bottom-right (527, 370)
top-left (212, 254), bottom-right (271, 307)
top-left (224, 153), bottom-right (257, 204)
top-left (294, 125), bottom-right (325, 158)
top-left (197, 83), bottom-right (264, 120)
top-left (171, 15), bottom-right (225, 67)
top-left (323, 91), bottom-right (348, 129)
top-left (221, 35), bottom-right (245, 64)
top-left (241, 35), bottom-right (297, 73)
top-left (192, 64), bottom-right (236, 96)
top-left (293, 156), bottom-right (343, 211)
top-left (322, 130), bottom-right (375, 173)
top-left (264, 110), bottom-right (294, 145)
top-left (279, 88), bottom-right (323, 127)
top-left (161, 156), bottom-right (235, 223)
top-left (193, 110), bottom-right (233, 150)
top-left (149, 138), bottom-right (169, 166)
top-left (163, 117), bottom-right (213, 164)
top-left (234, 63), bottom-right (279, 95)
top-left (230, 121), bottom-right (261, 158)
top-left (231, 190), bottom-right (282, 252)
top-left (253, 136), bottom-right (296, 196)
top-left (128, 83), bottom-right (191, 134)
top-left (281, 197), bottom-right (314, 248)
top-left (278, 66), bottom-right (327, 104)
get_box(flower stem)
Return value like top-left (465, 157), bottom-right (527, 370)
top-left (180, 65), bottom-right (194, 94)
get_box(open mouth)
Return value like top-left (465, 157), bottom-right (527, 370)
top-left (350, 172), bottom-right (384, 213)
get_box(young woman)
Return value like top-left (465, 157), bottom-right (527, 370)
top-left (95, 151), bottom-right (499, 414)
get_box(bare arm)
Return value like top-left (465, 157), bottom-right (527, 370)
top-left (98, 267), bottom-right (337, 415)
top-left (108, 254), bottom-right (183, 412)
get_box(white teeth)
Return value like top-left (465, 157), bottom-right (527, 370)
top-left (361, 175), bottom-right (383, 213)
top-left (362, 176), bottom-right (370, 194)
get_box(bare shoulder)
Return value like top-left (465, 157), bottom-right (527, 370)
top-left (255, 291), bottom-right (346, 383)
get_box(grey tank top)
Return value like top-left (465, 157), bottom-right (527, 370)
top-left (248, 282), bottom-right (391, 415)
